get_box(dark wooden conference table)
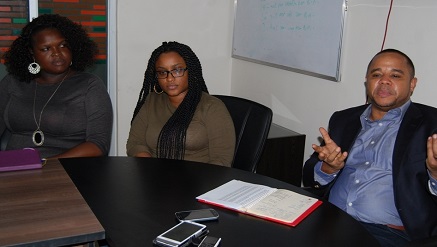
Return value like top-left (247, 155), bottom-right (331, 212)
top-left (61, 156), bottom-right (380, 247)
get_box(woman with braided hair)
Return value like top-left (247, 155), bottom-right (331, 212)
top-left (126, 41), bottom-right (235, 166)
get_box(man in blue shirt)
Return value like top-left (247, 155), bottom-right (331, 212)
top-left (303, 49), bottom-right (437, 247)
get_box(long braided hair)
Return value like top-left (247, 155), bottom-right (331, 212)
top-left (131, 41), bottom-right (209, 160)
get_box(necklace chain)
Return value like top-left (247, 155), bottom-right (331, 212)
top-left (33, 70), bottom-right (70, 132)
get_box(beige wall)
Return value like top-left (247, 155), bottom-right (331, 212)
top-left (116, 0), bottom-right (437, 163)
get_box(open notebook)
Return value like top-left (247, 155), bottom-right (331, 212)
top-left (0, 148), bottom-right (42, 172)
top-left (196, 180), bottom-right (322, 226)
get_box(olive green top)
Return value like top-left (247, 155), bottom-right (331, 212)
top-left (126, 92), bottom-right (235, 167)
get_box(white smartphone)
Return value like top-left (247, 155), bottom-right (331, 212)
top-left (198, 236), bottom-right (221, 247)
top-left (175, 208), bottom-right (219, 222)
top-left (154, 221), bottom-right (207, 247)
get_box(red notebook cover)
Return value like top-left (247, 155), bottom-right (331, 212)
top-left (246, 200), bottom-right (323, 227)
top-left (196, 180), bottom-right (323, 227)
top-left (0, 148), bottom-right (42, 172)
top-left (197, 199), bottom-right (322, 227)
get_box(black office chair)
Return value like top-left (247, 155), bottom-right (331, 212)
top-left (0, 129), bottom-right (12, 151)
top-left (214, 95), bottom-right (273, 172)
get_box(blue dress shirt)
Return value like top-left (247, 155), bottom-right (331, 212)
top-left (315, 101), bottom-right (416, 226)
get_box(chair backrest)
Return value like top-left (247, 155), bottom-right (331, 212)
top-left (214, 95), bottom-right (273, 172)
top-left (0, 129), bottom-right (12, 151)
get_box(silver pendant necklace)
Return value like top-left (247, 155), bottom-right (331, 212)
top-left (32, 70), bottom-right (70, 146)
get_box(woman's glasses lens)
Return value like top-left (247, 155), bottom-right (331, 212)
top-left (156, 68), bottom-right (187, 79)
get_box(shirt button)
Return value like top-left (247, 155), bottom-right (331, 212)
top-left (355, 179), bottom-right (360, 184)
top-left (378, 123), bottom-right (383, 126)
top-left (370, 141), bottom-right (375, 145)
top-left (348, 202), bottom-right (353, 207)
top-left (432, 182), bottom-right (436, 186)
top-left (365, 161), bottom-right (370, 165)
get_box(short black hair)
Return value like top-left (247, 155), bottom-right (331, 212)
top-left (367, 49), bottom-right (415, 78)
top-left (131, 41), bottom-right (209, 160)
top-left (2, 14), bottom-right (98, 82)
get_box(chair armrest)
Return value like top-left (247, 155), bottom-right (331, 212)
top-left (301, 186), bottom-right (326, 198)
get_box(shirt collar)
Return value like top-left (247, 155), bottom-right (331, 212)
top-left (361, 100), bottom-right (411, 125)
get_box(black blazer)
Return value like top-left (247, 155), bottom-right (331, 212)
top-left (303, 102), bottom-right (437, 240)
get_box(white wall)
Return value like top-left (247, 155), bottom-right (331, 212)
top-left (231, 0), bottom-right (437, 161)
top-left (117, 0), bottom-right (437, 163)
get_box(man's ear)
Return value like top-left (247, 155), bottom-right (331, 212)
top-left (364, 80), bottom-right (369, 104)
top-left (410, 77), bottom-right (417, 91)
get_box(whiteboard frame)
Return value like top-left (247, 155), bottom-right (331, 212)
top-left (231, 0), bottom-right (348, 82)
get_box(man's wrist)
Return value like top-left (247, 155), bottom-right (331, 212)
top-left (314, 161), bottom-right (337, 185)
top-left (321, 161), bottom-right (340, 174)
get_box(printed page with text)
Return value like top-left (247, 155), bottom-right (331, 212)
top-left (196, 180), bottom-right (322, 226)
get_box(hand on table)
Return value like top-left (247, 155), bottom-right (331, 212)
top-left (312, 127), bottom-right (348, 174)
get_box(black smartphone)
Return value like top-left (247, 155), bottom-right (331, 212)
top-left (175, 208), bottom-right (219, 222)
top-left (199, 236), bottom-right (221, 247)
top-left (154, 221), bottom-right (207, 247)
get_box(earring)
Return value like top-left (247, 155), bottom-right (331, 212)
top-left (154, 84), bottom-right (163, 94)
top-left (28, 59), bottom-right (40, 74)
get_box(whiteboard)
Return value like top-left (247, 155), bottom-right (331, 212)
top-left (232, 0), bottom-right (347, 81)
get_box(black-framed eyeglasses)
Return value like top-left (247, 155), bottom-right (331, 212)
top-left (155, 68), bottom-right (188, 79)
